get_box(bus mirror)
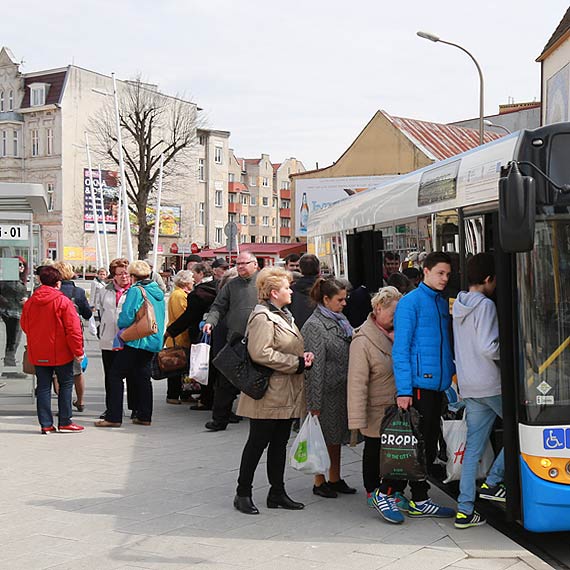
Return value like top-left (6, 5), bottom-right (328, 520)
top-left (498, 162), bottom-right (536, 252)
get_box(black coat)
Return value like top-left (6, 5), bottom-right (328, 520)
top-left (167, 280), bottom-right (217, 344)
top-left (290, 275), bottom-right (318, 329)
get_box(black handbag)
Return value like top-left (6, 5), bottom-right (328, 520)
top-left (212, 334), bottom-right (272, 400)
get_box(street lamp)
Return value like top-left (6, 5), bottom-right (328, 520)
top-left (484, 119), bottom-right (512, 135)
top-left (417, 31), bottom-right (485, 145)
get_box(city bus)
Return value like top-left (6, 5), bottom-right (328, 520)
top-left (306, 122), bottom-right (570, 533)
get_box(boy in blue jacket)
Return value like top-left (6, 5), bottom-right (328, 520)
top-left (391, 252), bottom-right (455, 519)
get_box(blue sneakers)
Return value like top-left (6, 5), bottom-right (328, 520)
top-left (391, 491), bottom-right (410, 513)
top-left (408, 498), bottom-right (455, 518)
top-left (370, 489), bottom-right (405, 524)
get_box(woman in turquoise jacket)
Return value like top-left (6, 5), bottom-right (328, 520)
top-left (95, 260), bottom-right (165, 428)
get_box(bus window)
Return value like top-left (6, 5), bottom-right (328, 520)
top-left (517, 216), bottom-right (570, 424)
top-left (435, 211), bottom-right (459, 252)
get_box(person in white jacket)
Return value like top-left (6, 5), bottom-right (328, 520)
top-left (452, 252), bottom-right (505, 530)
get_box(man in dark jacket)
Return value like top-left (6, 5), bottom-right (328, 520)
top-left (289, 254), bottom-right (320, 329)
top-left (392, 251), bottom-right (455, 519)
top-left (202, 252), bottom-right (259, 430)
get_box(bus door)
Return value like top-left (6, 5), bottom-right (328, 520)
top-left (346, 229), bottom-right (383, 290)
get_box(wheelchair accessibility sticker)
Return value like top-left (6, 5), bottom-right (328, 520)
top-left (543, 428), bottom-right (570, 450)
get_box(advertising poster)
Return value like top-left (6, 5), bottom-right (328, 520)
top-left (83, 169), bottom-right (120, 234)
top-left (294, 175), bottom-right (392, 237)
top-left (129, 205), bottom-right (182, 237)
top-left (417, 160), bottom-right (460, 207)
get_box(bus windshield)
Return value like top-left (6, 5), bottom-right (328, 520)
top-left (517, 215), bottom-right (570, 424)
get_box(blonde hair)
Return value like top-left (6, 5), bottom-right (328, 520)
top-left (128, 260), bottom-right (151, 280)
top-left (371, 286), bottom-right (402, 310)
top-left (256, 267), bottom-right (291, 301)
top-left (53, 261), bottom-right (75, 281)
top-left (173, 270), bottom-right (194, 288)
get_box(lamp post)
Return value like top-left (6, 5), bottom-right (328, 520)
top-left (484, 119), bottom-right (512, 135)
top-left (417, 31), bottom-right (485, 145)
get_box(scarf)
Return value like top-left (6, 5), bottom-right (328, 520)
top-left (318, 304), bottom-right (353, 338)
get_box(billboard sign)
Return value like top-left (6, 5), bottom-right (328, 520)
top-left (294, 175), bottom-right (392, 237)
top-left (83, 169), bottom-right (120, 234)
top-left (130, 205), bottom-right (182, 237)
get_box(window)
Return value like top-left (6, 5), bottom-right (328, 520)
top-left (250, 215), bottom-right (256, 225)
top-left (251, 235), bottom-right (256, 243)
top-left (46, 128), bottom-right (54, 156)
top-left (281, 199), bottom-right (290, 209)
top-left (272, 236), bottom-right (276, 243)
top-left (0, 91), bottom-right (3, 112)
top-left (241, 215), bottom-right (247, 225)
top-left (272, 197), bottom-right (278, 208)
top-left (228, 213), bottom-right (236, 222)
top-left (198, 158), bottom-right (205, 181)
top-left (31, 129), bottom-right (39, 156)
top-left (241, 234), bottom-right (247, 244)
top-left (47, 183), bottom-right (55, 211)
top-left (280, 180), bottom-right (290, 190)
top-left (282, 236), bottom-right (290, 244)
top-left (250, 195), bottom-right (256, 206)
top-left (271, 217), bottom-right (275, 227)
top-left (262, 197), bottom-right (269, 206)
top-left (8, 90), bottom-right (13, 111)
top-left (1, 131), bottom-right (6, 157)
top-left (228, 193), bottom-right (236, 203)
top-left (262, 177), bottom-right (269, 187)
top-left (249, 176), bottom-right (256, 186)
top-left (262, 216), bottom-right (269, 226)
top-left (199, 202), bottom-right (205, 225)
top-left (280, 218), bottom-right (291, 228)
top-left (262, 235), bottom-right (268, 243)
top-left (228, 173), bottom-right (235, 182)
top-left (30, 85), bottom-right (46, 107)
top-left (199, 134), bottom-right (205, 145)
top-left (215, 227), bottom-right (223, 243)
top-left (214, 146), bottom-right (222, 164)
top-left (241, 194), bottom-right (248, 205)
top-left (12, 130), bottom-right (18, 157)
top-left (215, 190), bottom-right (223, 207)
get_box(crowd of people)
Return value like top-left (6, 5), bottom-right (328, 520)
top-left (15, 248), bottom-right (505, 531)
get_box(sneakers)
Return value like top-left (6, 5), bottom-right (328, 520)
top-left (370, 490), bottom-right (405, 524)
top-left (479, 482), bottom-right (506, 502)
top-left (58, 423), bottom-right (84, 433)
top-left (41, 425), bottom-right (57, 434)
top-left (455, 510), bottom-right (486, 529)
top-left (391, 491), bottom-right (410, 513)
top-left (408, 498), bottom-right (454, 518)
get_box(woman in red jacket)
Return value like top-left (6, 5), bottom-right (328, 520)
top-left (21, 266), bottom-right (85, 434)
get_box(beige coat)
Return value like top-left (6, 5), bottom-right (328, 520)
top-left (347, 314), bottom-right (397, 438)
top-left (237, 303), bottom-right (306, 420)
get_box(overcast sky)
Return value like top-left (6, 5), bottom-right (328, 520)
top-left (4, 1), bottom-right (569, 169)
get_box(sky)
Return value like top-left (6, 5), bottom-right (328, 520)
top-left (3, 0), bottom-right (569, 169)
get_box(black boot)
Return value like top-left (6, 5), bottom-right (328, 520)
top-left (233, 495), bottom-right (259, 515)
top-left (267, 491), bottom-right (304, 510)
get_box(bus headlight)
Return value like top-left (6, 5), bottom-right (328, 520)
top-left (549, 468), bottom-right (559, 478)
top-left (541, 458), bottom-right (552, 468)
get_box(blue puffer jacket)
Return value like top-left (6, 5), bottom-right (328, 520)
top-left (118, 280), bottom-right (165, 353)
top-left (393, 282), bottom-right (455, 396)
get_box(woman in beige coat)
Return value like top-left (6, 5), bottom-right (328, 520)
top-left (234, 267), bottom-right (314, 515)
top-left (347, 286), bottom-right (408, 524)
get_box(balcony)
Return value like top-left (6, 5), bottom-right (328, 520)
top-left (279, 208), bottom-right (291, 218)
top-left (280, 227), bottom-right (291, 237)
top-left (228, 181), bottom-right (247, 193)
top-left (228, 202), bottom-right (242, 214)
top-left (280, 189), bottom-right (291, 199)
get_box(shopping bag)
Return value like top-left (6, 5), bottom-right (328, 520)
top-left (290, 415), bottom-right (331, 475)
top-left (441, 415), bottom-right (495, 483)
top-left (379, 405), bottom-right (427, 481)
top-left (189, 333), bottom-right (210, 385)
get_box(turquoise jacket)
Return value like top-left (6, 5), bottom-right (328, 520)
top-left (118, 280), bottom-right (165, 353)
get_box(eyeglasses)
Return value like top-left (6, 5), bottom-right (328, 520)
top-left (236, 261), bottom-right (255, 266)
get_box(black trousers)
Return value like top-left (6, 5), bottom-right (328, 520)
top-left (107, 346), bottom-right (154, 423)
top-left (167, 375), bottom-right (182, 400)
top-left (413, 388), bottom-right (443, 473)
top-left (212, 371), bottom-right (239, 424)
top-left (237, 418), bottom-right (293, 497)
top-left (2, 315), bottom-right (21, 352)
top-left (102, 350), bottom-right (136, 413)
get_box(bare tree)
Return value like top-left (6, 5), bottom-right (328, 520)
top-left (91, 77), bottom-right (200, 259)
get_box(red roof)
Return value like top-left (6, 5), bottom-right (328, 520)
top-left (201, 243), bottom-right (306, 257)
top-left (384, 111), bottom-right (503, 161)
top-left (272, 163), bottom-right (282, 172)
top-left (242, 158), bottom-right (261, 166)
top-left (20, 70), bottom-right (68, 108)
top-left (537, 7), bottom-right (570, 61)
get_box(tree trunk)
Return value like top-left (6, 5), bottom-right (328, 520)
top-left (137, 207), bottom-right (152, 260)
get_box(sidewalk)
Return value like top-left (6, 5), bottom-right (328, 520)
top-left (0, 337), bottom-right (554, 570)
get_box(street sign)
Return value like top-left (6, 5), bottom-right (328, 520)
top-left (0, 224), bottom-right (28, 241)
top-left (191, 242), bottom-right (199, 253)
top-left (224, 222), bottom-right (238, 239)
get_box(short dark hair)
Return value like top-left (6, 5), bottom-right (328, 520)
top-left (39, 266), bottom-right (62, 287)
top-left (402, 267), bottom-right (420, 281)
top-left (185, 254), bottom-right (202, 264)
top-left (284, 253), bottom-right (301, 264)
top-left (387, 272), bottom-right (414, 294)
top-left (299, 254), bottom-right (320, 276)
top-left (192, 262), bottom-right (213, 277)
top-left (423, 252), bottom-right (452, 271)
top-left (467, 253), bottom-right (495, 286)
top-left (310, 276), bottom-right (347, 304)
top-left (384, 251), bottom-right (400, 262)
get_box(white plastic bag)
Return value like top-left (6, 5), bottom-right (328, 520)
top-left (189, 334), bottom-right (210, 385)
top-left (290, 415), bottom-right (331, 475)
top-left (87, 316), bottom-right (98, 337)
top-left (442, 415), bottom-right (495, 483)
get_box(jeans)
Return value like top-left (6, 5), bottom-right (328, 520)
top-left (236, 418), bottom-right (293, 497)
top-left (36, 361), bottom-right (74, 428)
top-left (457, 395), bottom-right (505, 515)
top-left (106, 346), bottom-right (154, 423)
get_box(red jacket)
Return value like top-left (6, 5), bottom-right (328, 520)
top-left (21, 285), bottom-right (83, 366)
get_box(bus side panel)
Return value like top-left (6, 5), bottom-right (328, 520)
top-left (520, 457), bottom-right (570, 532)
